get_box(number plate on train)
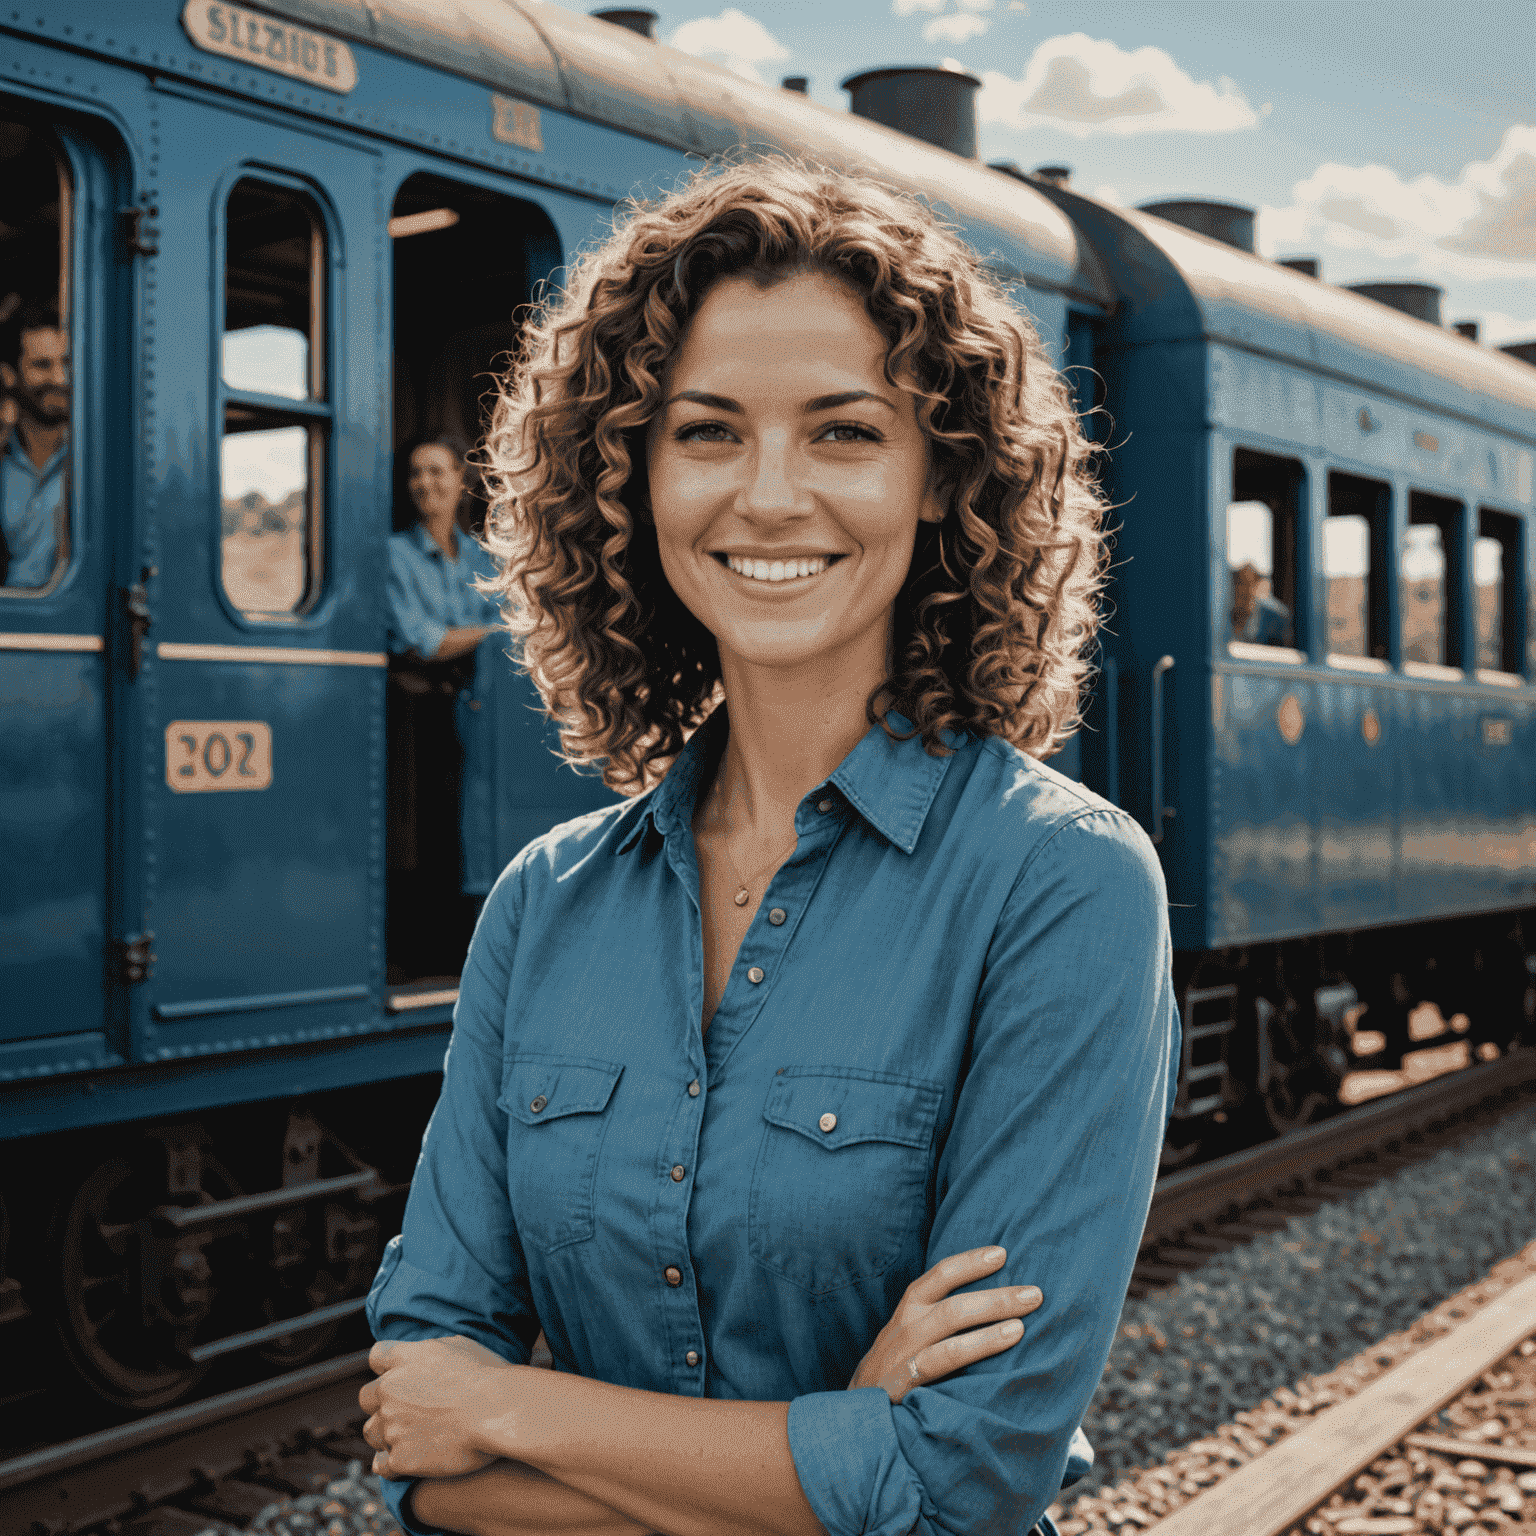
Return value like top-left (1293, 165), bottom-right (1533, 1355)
top-left (165, 721), bottom-right (273, 793)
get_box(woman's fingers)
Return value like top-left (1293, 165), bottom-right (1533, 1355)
top-left (902, 1245), bottom-right (1007, 1308)
top-left (918, 1317), bottom-right (1026, 1381)
top-left (926, 1282), bottom-right (1043, 1339)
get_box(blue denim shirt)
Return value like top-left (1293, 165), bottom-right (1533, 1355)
top-left (1, 433), bottom-right (67, 589)
top-left (366, 706), bottom-right (1179, 1536)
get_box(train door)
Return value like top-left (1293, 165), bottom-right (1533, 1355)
top-left (0, 104), bottom-right (124, 1078)
top-left (136, 97), bottom-right (385, 1057)
top-left (384, 171), bottom-right (618, 992)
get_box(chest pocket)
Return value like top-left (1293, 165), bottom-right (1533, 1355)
top-left (498, 1054), bottom-right (623, 1254)
top-left (749, 1067), bottom-right (943, 1295)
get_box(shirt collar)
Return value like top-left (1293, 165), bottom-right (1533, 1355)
top-left (5, 430), bottom-right (68, 480)
top-left (409, 521), bottom-right (458, 561)
top-left (616, 705), bottom-right (962, 858)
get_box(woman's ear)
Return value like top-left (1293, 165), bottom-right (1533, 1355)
top-left (918, 476), bottom-right (947, 525)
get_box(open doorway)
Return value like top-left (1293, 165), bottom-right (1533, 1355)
top-left (385, 172), bottom-right (559, 987)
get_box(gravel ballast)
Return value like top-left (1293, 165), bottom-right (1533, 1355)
top-left (1056, 1102), bottom-right (1536, 1514)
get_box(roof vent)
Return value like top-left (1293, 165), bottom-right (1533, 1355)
top-left (1501, 341), bottom-right (1536, 368)
top-left (1137, 200), bottom-right (1255, 254)
top-left (1032, 164), bottom-right (1072, 188)
top-left (1345, 282), bottom-right (1442, 326)
top-left (781, 75), bottom-right (809, 93)
top-left (590, 8), bottom-right (658, 38)
top-left (1454, 321), bottom-right (1479, 342)
top-left (841, 67), bottom-right (981, 159)
top-left (1279, 257), bottom-right (1319, 278)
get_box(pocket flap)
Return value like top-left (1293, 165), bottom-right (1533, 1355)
top-left (762, 1068), bottom-right (942, 1151)
top-left (499, 1053), bottom-right (623, 1126)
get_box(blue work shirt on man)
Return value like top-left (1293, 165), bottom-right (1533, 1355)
top-left (367, 706), bottom-right (1180, 1536)
top-left (1, 433), bottom-right (67, 588)
top-left (386, 523), bottom-right (505, 894)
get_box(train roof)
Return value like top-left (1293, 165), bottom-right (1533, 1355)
top-left (1076, 195), bottom-right (1536, 439)
top-left (267, 0), bottom-right (1114, 308)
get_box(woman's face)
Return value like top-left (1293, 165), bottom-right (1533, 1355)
top-left (645, 270), bottom-right (943, 681)
top-left (408, 444), bottom-right (464, 523)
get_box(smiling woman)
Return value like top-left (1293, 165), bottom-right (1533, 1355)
top-left (363, 157), bottom-right (1178, 1536)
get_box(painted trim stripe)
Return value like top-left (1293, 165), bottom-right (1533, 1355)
top-left (157, 641), bottom-right (386, 667)
top-left (0, 632), bottom-right (103, 653)
top-left (153, 983), bottom-right (371, 1021)
top-left (387, 987), bottom-right (459, 1013)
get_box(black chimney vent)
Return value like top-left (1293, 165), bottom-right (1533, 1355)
top-left (1455, 321), bottom-right (1479, 342)
top-left (1138, 199), bottom-right (1255, 254)
top-left (781, 75), bottom-right (809, 93)
top-left (590, 8), bottom-right (658, 38)
top-left (1279, 257), bottom-right (1319, 278)
top-left (1501, 341), bottom-right (1536, 368)
top-left (1345, 282), bottom-right (1443, 327)
top-left (842, 67), bottom-right (981, 159)
top-left (1032, 164), bottom-right (1071, 188)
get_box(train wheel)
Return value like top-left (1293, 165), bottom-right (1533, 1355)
top-left (1256, 995), bottom-right (1332, 1137)
top-left (50, 1143), bottom-right (243, 1410)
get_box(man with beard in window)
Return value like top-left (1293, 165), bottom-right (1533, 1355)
top-left (1, 300), bottom-right (69, 589)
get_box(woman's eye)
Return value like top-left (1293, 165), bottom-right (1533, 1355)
top-left (819, 423), bottom-right (882, 444)
top-left (676, 421), bottom-right (735, 443)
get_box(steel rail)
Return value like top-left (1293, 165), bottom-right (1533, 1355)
top-left (0, 1351), bottom-right (372, 1535)
top-left (1145, 1046), bottom-right (1536, 1243)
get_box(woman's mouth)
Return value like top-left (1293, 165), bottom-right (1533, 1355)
top-left (715, 553), bottom-right (845, 585)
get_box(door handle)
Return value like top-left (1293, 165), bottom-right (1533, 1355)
top-left (1149, 654), bottom-right (1174, 844)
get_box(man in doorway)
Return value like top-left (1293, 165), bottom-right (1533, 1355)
top-left (1, 300), bottom-right (69, 589)
top-left (1231, 561), bottom-right (1294, 648)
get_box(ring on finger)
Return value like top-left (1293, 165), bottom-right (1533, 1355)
top-left (907, 1356), bottom-right (921, 1383)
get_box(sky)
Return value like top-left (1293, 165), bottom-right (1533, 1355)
top-left (568, 0), bottom-right (1536, 344)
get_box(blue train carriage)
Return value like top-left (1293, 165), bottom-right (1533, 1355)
top-left (0, 3), bottom-right (1110, 1409)
top-left (1027, 184), bottom-right (1536, 1151)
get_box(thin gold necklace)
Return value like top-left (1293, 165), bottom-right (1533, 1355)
top-left (716, 830), bottom-right (798, 907)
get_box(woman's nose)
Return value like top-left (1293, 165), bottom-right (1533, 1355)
top-left (740, 437), bottom-right (803, 516)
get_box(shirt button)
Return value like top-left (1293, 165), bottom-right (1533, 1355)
top-left (816, 798), bottom-right (834, 813)
top-left (687, 1079), bottom-right (701, 1097)
top-left (671, 1164), bottom-right (686, 1182)
top-left (747, 966), bottom-right (764, 984)
top-left (686, 1350), bottom-right (700, 1366)
top-left (819, 1112), bottom-right (837, 1133)
top-left (529, 1095), bottom-right (548, 1113)
top-left (664, 1265), bottom-right (683, 1287)
top-left (768, 908), bottom-right (786, 926)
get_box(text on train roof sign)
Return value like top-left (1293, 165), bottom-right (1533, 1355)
top-left (181, 3), bottom-right (359, 94)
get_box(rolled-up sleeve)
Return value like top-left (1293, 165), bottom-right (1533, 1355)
top-left (365, 865), bottom-right (537, 1533)
top-left (787, 808), bottom-right (1179, 1536)
top-left (386, 537), bottom-right (448, 659)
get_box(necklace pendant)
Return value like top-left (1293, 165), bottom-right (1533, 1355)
top-left (733, 887), bottom-right (750, 907)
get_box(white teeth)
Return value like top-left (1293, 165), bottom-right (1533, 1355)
top-left (724, 555), bottom-right (832, 582)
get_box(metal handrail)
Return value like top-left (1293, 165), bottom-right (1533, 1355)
top-left (1149, 654), bottom-right (1174, 843)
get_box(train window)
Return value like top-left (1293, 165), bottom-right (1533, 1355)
top-left (1476, 508), bottom-right (1525, 678)
top-left (219, 178), bottom-right (326, 619)
top-left (1325, 473), bottom-right (1390, 664)
top-left (1402, 492), bottom-right (1464, 671)
top-left (1227, 450), bottom-right (1303, 654)
top-left (0, 114), bottom-right (71, 595)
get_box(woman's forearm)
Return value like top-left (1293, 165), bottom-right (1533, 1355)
top-left (411, 1459), bottom-right (654, 1536)
top-left (432, 625), bottom-right (491, 660)
top-left (476, 1376), bottom-right (824, 1536)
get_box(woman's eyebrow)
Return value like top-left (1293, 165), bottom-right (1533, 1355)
top-left (662, 388), bottom-right (897, 413)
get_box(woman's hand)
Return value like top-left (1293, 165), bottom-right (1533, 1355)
top-left (848, 1246), bottom-right (1043, 1403)
top-left (360, 1334), bottom-right (528, 1480)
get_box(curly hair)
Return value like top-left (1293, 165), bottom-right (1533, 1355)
top-left (481, 156), bottom-right (1107, 795)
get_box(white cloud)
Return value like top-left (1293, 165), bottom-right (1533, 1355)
top-left (1093, 184), bottom-right (1125, 206)
top-left (923, 11), bottom-right (989, 43)
top-left (956, 0), bottom-right (995, 10)
top-left (978, 33), bottom-right (1262, 137)
top-left (892, 0), bottom-right (947, 13)
top-left (668, 8), bottom-right (790, 82)
top-left (1259, 126), bottom-right (1536, 280)
top-left (1472, 309), bottom-right (1536, 346)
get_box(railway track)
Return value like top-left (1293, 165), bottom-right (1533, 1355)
top-left (5, 1048), bottom-right (1534, 1536)
top-left (1132, 1046), bottom-right (1536, 1294)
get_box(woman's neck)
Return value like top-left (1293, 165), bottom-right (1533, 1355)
top-left (702, 642), bottom-right (888, 845)
top-left (420, 511), bottom-right (458, 558)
